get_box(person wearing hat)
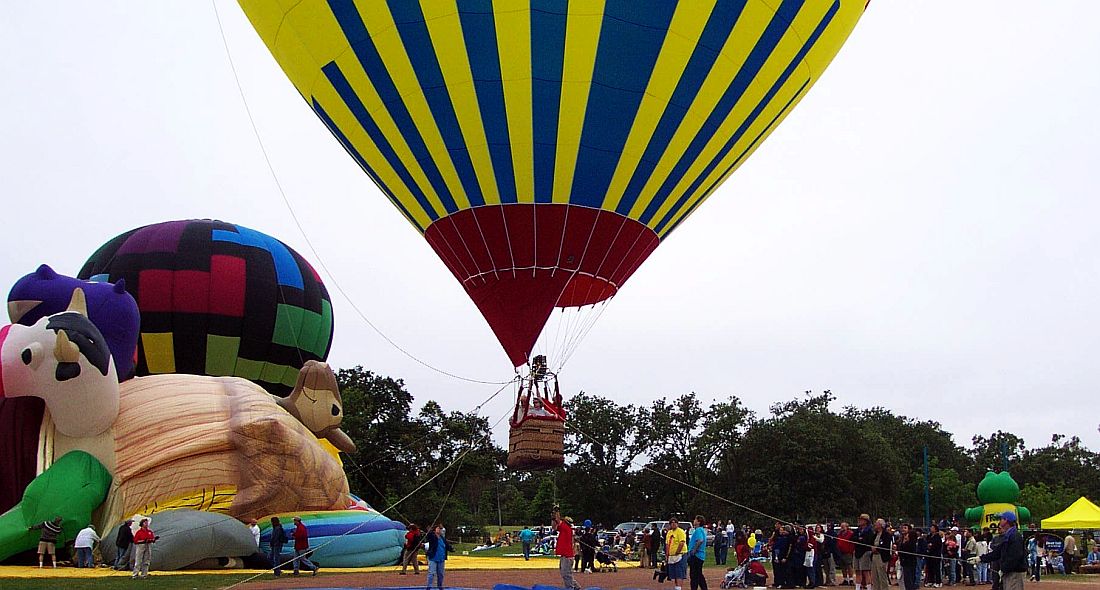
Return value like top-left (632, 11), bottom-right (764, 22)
top-left (552, 509), bottom-right (580, 590)
top-left (113, 518), bottom-right (134, 570)
top-left (854, 514), bottom-right (875, 590)
top-left (290, 516), bottom-right (319, 576)
top-left (73, 523), bottom-right (100, 568)
top-left (976, 512), bottom-right (1027, 590)
top-left (580, 521), bottom-right (597, 573)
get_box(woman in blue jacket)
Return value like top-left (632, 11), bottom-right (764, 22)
top-left (426, 524), bottom-right (454, 589)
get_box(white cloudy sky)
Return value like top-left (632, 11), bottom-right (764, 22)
top-left (2, 2), bottom-right (1097, 453)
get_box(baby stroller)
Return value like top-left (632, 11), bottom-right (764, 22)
top-left (595, 548), bottom-right (618, 572)
top-left (722, 563), bottom-right (747, 588)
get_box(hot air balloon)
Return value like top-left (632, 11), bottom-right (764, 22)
top-left (239, 0), bottom-right (866, 468)
top-left (77, 219), bottom-right (334, 396)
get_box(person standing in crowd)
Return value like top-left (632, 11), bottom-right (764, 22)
top-left (727, 520), bottom-right (737, 557)
top-left (29, 516), bottom-right (63, 568)
top-left (552, 510), bottom-right (580, 590)
top-left (1063, 533), bottom-right (1077, 575)
top-left (823, 524), bottom-right (838, 586)
top-left (651, 523), bottom-right (663, 569)
top-left (131, 518), bottom-right (157, 579)
top-left (639, 526), bottom-right (651, 567)
top-left (854, 515), bottom-right (875, 590)
top-left (837, 521), bottom-right (855, 586)
top-left (987, 529), bottom-right (1003, 590)
top-left (290, 516), bottom-right (319, 576)
top-left (714, 521), bottom-right (728, 565)
top-left (248, 519), bottom-right (261, 549)
top-left (520, 525), bottom-right (537, 561)
top-left (689, 515), bottom-right (709, 590)
top-left (401, 523), bottom-right (422, 574)
top-left (269, 516), bottom-right (288, 576)
top-left (926, 524), bottom-right (944, 588)
top-left (1026, 533), bottom-right (1039, 582)
top-left (812, 525), bottom-right (827, 588)
top-left (580, 523), bottom-right (598, 573)
top-left (978, 512), bottom-right (1027, 590)
top-left (897, 525), bottom-right (918, 590)
top-left (113, 519), bottom-right (134, 570)
top-left (962, 529), bottom-right (977, 585)
top-left (870, 519), bottom-right (891, 590)
top-left (666, 518), bottom-right (689, 590)
top-left (774, 525), bottom-right (793, 589)
top-left (975, 531), bottom-right (990, 583)
top-left (73, 524), bottom-right (100, 568)
top-left (425, 523), bottom-right (453, 590)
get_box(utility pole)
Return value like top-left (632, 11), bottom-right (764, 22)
top-left (923, 446), bottom-right (931, 528)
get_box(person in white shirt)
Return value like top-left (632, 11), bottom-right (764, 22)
top-left (74, 525), bottom-right (101, 568)
top-left (248, 519), bottom-right (261, 547)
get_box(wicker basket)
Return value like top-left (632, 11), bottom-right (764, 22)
top-left (507, 417), bottom-right (565, 470)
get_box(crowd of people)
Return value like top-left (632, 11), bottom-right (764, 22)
top-left (540, 510), bottom-right (1094, 590)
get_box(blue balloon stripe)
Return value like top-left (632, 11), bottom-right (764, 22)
top-left (311, 98), bottom-right (422, 230)
top-left (614, 0), bottom-right (747, 216)
top-left (654, 1), bottom-right (838, 234)
top-left (662, 78), bottom-right (810, 236)
top-left (322, 62), bottom-right (440, 223)
top-left (568, 0), bottom-right (678, 209)
top-left (638, 0), bottom-right (805, 225)
top-left (457, 1), bottom-right (518, 204)
top-left (387, 0), bottom-right (485, 207)
top-left (326, 0), bottom-right (459, 215)
top-left (530, 0), bottom-right (568, 203)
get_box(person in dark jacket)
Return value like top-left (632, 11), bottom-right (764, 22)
top-left (897, 526), bottom-right (919, 590)
top-left (977, 513), bottom-right (1026, 590)
top-left (113, 519), bottom-right (134, 570)
top-left (650, 524), bottom-right (663, 569)
top-left (870, 519), bottom-right (891, 590)
top-left (425, 524), bottom-right (454, 590)
top-left (926, 525), bottom-right (944, 587)
top-left (580, 526), bottom-right (598, 572)
top-left (854, 514), bottom-right (876, 590)
top-left (29, 516), bottom-right (63, 568)
top-left (269, 516), bottom-right (288, 576)
top-left (774, 526), bottom-right (793, 588)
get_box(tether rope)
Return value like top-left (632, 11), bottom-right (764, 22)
top-left (211, 0), bottom-right (511, 386)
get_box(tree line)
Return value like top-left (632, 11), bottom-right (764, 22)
top-left (334, 366), bottom-right (1100, 534)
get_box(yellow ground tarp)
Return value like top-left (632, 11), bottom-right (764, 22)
top-left (1041, 496), bottom-right (1100, 529)
top-left (0, 555), bottom-right (637, 578)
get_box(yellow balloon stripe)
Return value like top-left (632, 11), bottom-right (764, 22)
top-left (354, 0), bottom-right (472, 212)
top-left (551, 1), bottom-right (605, 204)
top-left (494, 4), bottom-right (535, 204)
top-left (601, 0), bottom-right (718, 213)
top-left (422, 1), bottom-right (502, 205)
top-left (238, 0), bottom-right (865, 236)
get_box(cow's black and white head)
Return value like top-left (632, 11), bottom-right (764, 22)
top-left (0, 289), bottom-right (118, 437)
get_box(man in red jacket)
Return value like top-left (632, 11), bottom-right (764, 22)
top-left (553, 509), bottom-right (580, 590)
top-left (291, 516), bottom-right (320, 576)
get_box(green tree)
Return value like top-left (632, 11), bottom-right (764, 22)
top-left (1018, 482), bottom-right (1080, 522)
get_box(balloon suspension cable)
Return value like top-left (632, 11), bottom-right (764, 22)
top-left (210, 0), bottom-right (510, 386)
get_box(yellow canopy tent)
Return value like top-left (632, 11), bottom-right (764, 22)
top-left (1041, 497), bottom-right (1100, 529)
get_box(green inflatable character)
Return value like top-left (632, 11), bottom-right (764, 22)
top-left (0, 451), bottom-right (112, 561)
top-left (964, 471), bottom-right (1031, 532)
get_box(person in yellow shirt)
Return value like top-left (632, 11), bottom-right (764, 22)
top-left (666, 518), bottom-right (689, 590)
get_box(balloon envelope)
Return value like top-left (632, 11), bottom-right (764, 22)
top-left (78, 220), bottom-right (333, 395)
top-left (239, 0), bottom-right (865, 366)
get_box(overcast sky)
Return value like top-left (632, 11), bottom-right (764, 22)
top-left (2, 2), bottom-right (1098, 455)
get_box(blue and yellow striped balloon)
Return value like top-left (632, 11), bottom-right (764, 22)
top-left (240, 0), bottom-right (866, 366)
